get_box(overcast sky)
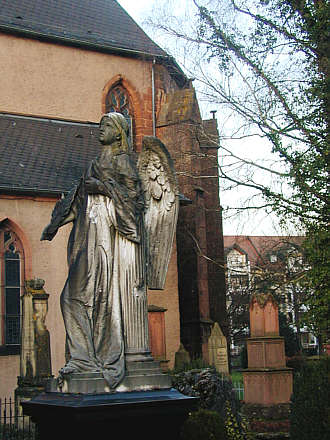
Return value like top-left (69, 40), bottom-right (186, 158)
top-left (118, 1), bottom-right (154, 22)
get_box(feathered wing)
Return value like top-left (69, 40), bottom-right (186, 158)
top-left (138, 136), bottom-right (179, 290)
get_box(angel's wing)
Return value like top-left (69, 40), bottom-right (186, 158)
top-left (138, 136), bottom-right (179, 290)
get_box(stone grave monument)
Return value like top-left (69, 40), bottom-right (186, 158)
top-left (243, 293), bottom-right (293, 405)
top-left (15, 279), bottom-right (52, 426)
top-left (22, 113), bottom-right (197, 440)
top-left (208, 322), bottom-right (229, 374)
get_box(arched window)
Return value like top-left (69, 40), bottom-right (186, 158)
top-left (105, 84), bottom-right (134, 146)
top-left (0, 227), bottom-right (24, 347)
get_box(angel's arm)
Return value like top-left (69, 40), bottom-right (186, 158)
top-left (40, 206), bottom-right (77, 241)
top-left (40, 185), bottom-right (80, 241)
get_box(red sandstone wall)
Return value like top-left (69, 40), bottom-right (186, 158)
top-left (156, 89), bottom-right (227, 359)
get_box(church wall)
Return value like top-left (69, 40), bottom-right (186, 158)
top-left (157, 116), bottom-right (213, 359)
top-left (147, 238), bottom-right (180, 369)
top-left (0, 355), bottom-right (19, 400)
top-left (0, 34), bottom-right (153, 131)
top-left (200, 145), bottom-right (228, 338)
top-left (0, 196), bottom-right (69, 397)
top-left (0, 32), bottom-right (196, 394)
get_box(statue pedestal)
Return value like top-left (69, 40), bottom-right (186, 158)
top-left (46, 360), bottom-right (172, 393)
top-left (22, 389), bottom-right (198, 440)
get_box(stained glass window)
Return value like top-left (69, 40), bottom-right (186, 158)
top-left (105, 85), bottom-right (134, 146)
top-left (1, 228), bottom-right (24, 346)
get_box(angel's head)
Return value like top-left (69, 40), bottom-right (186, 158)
top-left (99, 112), bottom-right (130, 152)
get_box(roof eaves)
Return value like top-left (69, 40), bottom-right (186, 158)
top-left (0, 185), bottom-right (66, 197)
top-left (0, 24), bottom-right (166, 60)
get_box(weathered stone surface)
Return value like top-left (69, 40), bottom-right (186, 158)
top-left (16, 279), bottom-right (52, 427)
top-left (40, 113), bottom-right (179, 391)
top-left (250, 293), bottom-right (279, 337)
top-left (243, 293), bottom-right (293, 406)
top-left (174, 343), bottom-right (191, 370)
top-left (157, 89), bottom-right (197, 127)
top-left (243, 370), bottom-right (293, 405)
top-left (247, 337), bottom-right (286, 369)
top-left (19, 279), bottom-right (52, 384)
top-left (46, 360), bottom-right (171, 394)
top-left (208, 322), bottom-right (229, 374)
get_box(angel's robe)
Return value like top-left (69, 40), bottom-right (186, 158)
top-left (52, 150), bottom-right (148, 388)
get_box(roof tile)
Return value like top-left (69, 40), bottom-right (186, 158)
top-left (0, 114), bottom-right (100, 194)
top-left (0, 0), bottom-right (166, 57)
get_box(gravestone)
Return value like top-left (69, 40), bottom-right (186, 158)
top-left (208, 322), bottom-right (229, 374)
top-left (15, 279), bottom-right (52, 426)
top-left (243, 293), bottom-right (293, 405)
top-left (174, 343), bottom-right (191, 370)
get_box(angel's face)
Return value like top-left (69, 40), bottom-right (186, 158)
top-left (99, 118), bottom-right (118, 145)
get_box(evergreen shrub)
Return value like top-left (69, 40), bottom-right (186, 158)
top-left (279, 312), bottom-right (300, 357)
top-left (286, 355), bottom-right (306, 372)
top-left (172, 357), bottom-right (211, 373)
top-left (290, 356), bottom-right (330, 440)
top-left (181, 408), bottom-right (226, 440)
top-left (172, 368), bottom-right (248, 439)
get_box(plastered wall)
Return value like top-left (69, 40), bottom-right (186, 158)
top-left (0, 196), bottom-right (68, 398)
top-left (0, 34), bottom-right (152, 124)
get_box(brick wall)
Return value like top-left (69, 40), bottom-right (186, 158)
top-left (156, 83), bottom-right (227, 359)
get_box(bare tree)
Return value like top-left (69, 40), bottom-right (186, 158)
top-left (148, 0), bottom-right (329, 340)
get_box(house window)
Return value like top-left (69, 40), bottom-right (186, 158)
top-left (230, 274), bottom-right (249, 289)
top-left (0, 228), bottom-right (24, 347)
top-left (105, 85), bottom-right (134, 146)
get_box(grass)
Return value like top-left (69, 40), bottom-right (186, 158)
top-left (231, 370), bottom-right (243, 383)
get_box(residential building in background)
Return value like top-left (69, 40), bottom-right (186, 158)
top-left (224, 235), bottom-right (317, 359)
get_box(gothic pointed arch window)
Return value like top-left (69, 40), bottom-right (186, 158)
top-left (105, 84), bottom-right (134, 147)
top-left (0, 226), bottom-right (24, 348)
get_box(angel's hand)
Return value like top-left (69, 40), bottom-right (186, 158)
top-left (40, 223), bottom-right (58, 241)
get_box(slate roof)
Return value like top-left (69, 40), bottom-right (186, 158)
top-left (0, 114), bottom-right (100, 195)
top-left (0, 0), bottom-right (167, 58)
top-left (0, 113), bottom-right (190, 204)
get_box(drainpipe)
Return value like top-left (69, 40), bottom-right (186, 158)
top-left (151, 58), bottom-right (156, 136)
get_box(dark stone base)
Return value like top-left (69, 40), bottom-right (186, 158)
top-left (15, 376), bottom-right (53, 429)
top-left (22, 389), bottom-right (198, 440)
top-left (241, 403), bottom-right (291, 420)
top-left (241, 403), bottom-right (290, 438)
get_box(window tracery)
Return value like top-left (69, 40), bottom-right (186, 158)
top-left (0, 227), bottom-right (24, 346)
top-left (105, 84), bottom-right (134, 146)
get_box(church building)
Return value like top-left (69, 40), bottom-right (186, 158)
top-left (0, 0), bottom-right (226, 399)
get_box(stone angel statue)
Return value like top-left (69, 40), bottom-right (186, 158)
top-left (41, 112), bottom-right (179, 390)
